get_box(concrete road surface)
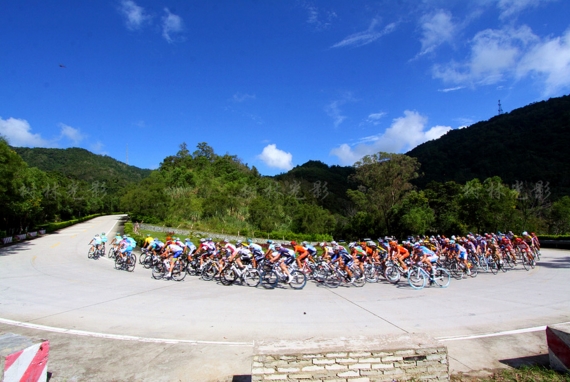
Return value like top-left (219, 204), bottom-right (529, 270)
top-left (0, 215), bottom-right (568, 381)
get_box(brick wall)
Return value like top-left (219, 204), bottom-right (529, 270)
top-left (252, 335), bottom-right (449, 382)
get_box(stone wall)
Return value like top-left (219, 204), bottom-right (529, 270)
top-left (252, 335), bottom-right (449, 382)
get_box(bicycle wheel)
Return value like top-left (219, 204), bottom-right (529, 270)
top-left (364, 265), bottom-right (379, 283)
top-left (432, 267), bottom-right (451, 288)
top-left (260, 270), bottom-right (278, 289)
top-left (152, 263), bottom-right (166, 279)
top-left (139, 251), bottom-right (147, 264)
top-left (351, 268), bottom-right (366, 287)
top-left (107, 247), bottom-right (116, 259)
top-left (172, 262), bottom-right (187, 281)
top-left (243, 268), bottom-right (260, 287)
top-left (448, 262), bottom-right (463, 279)
top-left (466, 261), bottom-right (478, 278)
top-left (487, 257), bottom-right (498, 275)
top-left (324, 270), bottom-right (341, 288)
top-left (220, 266), bottom-right (237, 286)
top-left (114, 256), bottom-right (123, 270)
top-left (289, 270), bottom-right (307, 290)
top-left (478, 256), bottom-right (489, 273)
top-left (186, 261), bottom-right (200, 276)
top-left (384, 266), bottom-right (401, 284)
top-left (88, 247), bottom-right (94, 259)
top-left (520, 254), bottom-right (530, 271)
top-left (408, 268), bottom-right (426, 290)
top-left (503, 254), bottom-right (515, 269)
top-left (201, 263), bottom-right (216, 281)
top-left (126, 255), bottom-right (136, 272)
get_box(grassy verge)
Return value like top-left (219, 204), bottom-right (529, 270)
top-left (452, 365), bottom-right (570, 381)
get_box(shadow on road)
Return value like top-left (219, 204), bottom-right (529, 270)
top-left (536, 256), bottom-right (570, 269)
top-left (0, 240), bottom-right (34, 257)
top-left (232, 376), bottom-right (251, 382)
top-left (499, 353), bottom-right (549, 368)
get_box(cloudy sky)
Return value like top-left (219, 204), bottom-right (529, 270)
top-left (1, 0), bottom-right (569, 174)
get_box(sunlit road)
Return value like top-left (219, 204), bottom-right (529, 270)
top-left (1, 215), bottom-right (569, 381)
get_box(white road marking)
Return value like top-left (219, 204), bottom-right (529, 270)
top-left (436, 321), bottom-right (570, 342)
top-left (0, 317), bottom-right (253, 347)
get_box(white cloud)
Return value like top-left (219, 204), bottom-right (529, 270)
top-left (365, 112), bottom-right (386, 125)
top-left (330, 110), bottom-right (452, 165)
top-left (438, 86), bottom-right (465, 92)
top-left (497, 0), bottom-right (555, 19)
top-left (59, 123), bottom-right (84, 144)
top-left (433, 25), bottom-right (570, 95)
top-left (0, 117), bottom-right (50, 147)
top-left (119, 0), bottom-right (151, 30)
top-left (90, 141), bottom-right (107, 155)
top-left (233, 92), bottom-right (256, 102)
top-left (331, 19), bottom-right (396, 48)
top-left (325, 100), bottom-right (347, 127)
top-left (162, 8), bottom-right (184, 43)
top-left (258, 144), bottom-right (293, 170)
top-left (418, 10), bottom-right (456, 56)
top-left (304, 4), bottom-right (337, 31)
top-left (516, 29), bottom-right (570, 95)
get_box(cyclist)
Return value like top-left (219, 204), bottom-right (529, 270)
top-left (388, 241), bottom-right (410, 274)
top-left (88, 234), bottom-right (102, 255)
top-left (163, 241), bottom-right (184, 279)
top-left (412, 243), bottom-right (438, 275)
top-left (248, 240), bottom-right (265, 267)
top-left (336, 245), bottom-right (355, 283)
top-left (513, 236), bottom-right (534, 264)
top-left (142, 234), bottom-right (154, 249)
top-left (118, 235), bottom-right (133, 262)
top-left (349, 242), bottom-right (367, 275)
top-left (100, 232), bottom-right (108, 252)
top-left (270, 243), bottom-right (294, 283)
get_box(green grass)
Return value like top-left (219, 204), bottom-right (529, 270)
top-left (452, 365), bottom-right (570, 382)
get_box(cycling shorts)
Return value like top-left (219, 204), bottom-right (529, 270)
top-left (173, 250), bottom-right (183, 258)
top-left (427, 255), bottom-right (438, 263)
top-left (458, 251), bottom-right (467, 260)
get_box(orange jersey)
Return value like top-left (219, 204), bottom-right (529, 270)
top-left (294, 245), bottom-right (308, 256)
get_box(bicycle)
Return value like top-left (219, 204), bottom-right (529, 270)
top-left (408, 263), bottom-right (451, 290)
top-left (220, 260), bottom-right (260, 287)
top-left (152, 258), bottom-right (186, 281)
top-left (323, 262), bottom-right (366, 288)
top-left (107, 246), bottom-right (118, 259)
top-left (114, 252), bottom-right (136, 272)
top-left (260, 261), bottom-right (307, 290)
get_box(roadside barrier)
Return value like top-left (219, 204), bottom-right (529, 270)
top-left (252, 334), bottom-right (449, 381)
top-left (0, 333), bottom-right (49, 382)
top-left (546, 323), bottom-right (570, 373)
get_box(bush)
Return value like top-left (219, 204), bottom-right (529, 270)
top-left (37, 214), bottom-right (102, 233)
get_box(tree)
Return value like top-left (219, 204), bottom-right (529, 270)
top-left (550, 196), bottom-right (570, 234)
top-left (349, 153), bottom-right (420, 233)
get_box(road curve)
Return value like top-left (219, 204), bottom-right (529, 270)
top-left (1, 215), bottom-right (569, 381)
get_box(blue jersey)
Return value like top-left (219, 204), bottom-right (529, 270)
top-left (419, 246), bottom-right (436, 256)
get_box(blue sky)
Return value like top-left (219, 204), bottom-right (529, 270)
top-left (2, 0), bottom-right (570, 175)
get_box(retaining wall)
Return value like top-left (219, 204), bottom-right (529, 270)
top-left (252, 335), bottom-right (449, 382)
top-left (546, 323), bottom-right (570, 373)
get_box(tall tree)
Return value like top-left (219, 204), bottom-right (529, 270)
top-left (349, 153), bottom-right (420, 233)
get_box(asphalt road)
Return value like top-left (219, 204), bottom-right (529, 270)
top-left (0, 215), bottom-right (569, 381)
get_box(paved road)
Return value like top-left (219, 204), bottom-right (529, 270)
top-left (0, 215), bottom-right (569, 381)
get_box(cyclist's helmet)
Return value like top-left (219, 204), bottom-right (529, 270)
top-left (302, 241), bottom-right (308, 246)
top-left (290, 241), bottom-right (297, 246)
top-left (389, 241), bottom-right (397, 248)
top-left (247, 238), bottom-right (253, 244)
top-left (275, 243), bottom-right (282, 249)
top-left (199, 238), bottom-right (206, 243)
top-left (319, 242), bottom-right (326, 247)
top-left (102, 232), bottom-right (106, 235)
top-left (413, 243), bottom-right (421, 249)
top-left (331, 241), bottom-right (337, 246)
top-left (348, 242), bottom-right (355, 248)
top-left (267, 240), bottom-right (273, 244)
top-left (522, 231), bottom-right (528, 236)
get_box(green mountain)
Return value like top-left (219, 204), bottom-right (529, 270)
top-left (12, 147), bottom-right (151, 192)
top-left (407, 94), bottom-right (570, 197)
top-left (274, 160), bottom-right (356, 214)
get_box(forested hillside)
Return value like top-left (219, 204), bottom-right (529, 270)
top-left (407, 94), bottom-right (570, 197)
top-left (13, 147), bottom-right (151, 193)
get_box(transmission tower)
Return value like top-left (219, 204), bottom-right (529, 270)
top-left (498, 100), bottom-right (503, 115)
